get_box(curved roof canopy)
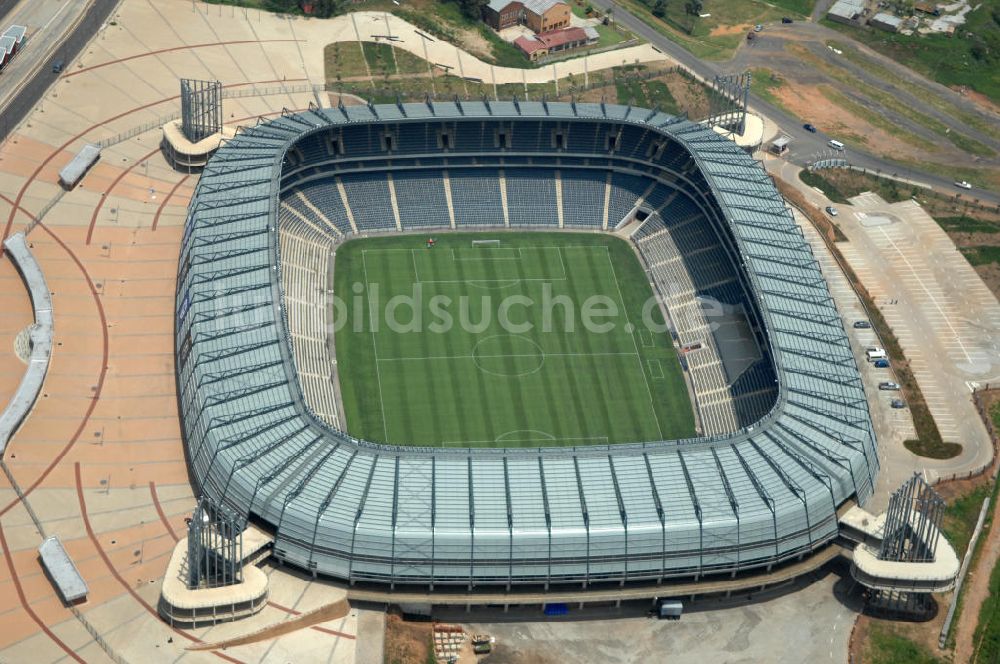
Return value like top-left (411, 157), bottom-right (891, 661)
top-left (176, 101), bottom-right (878, 587)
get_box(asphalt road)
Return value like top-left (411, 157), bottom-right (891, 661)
top-left (1, 0), bottom-right (996, 207)
top-left (0, 0), bottom-right (20, 24)
top-left (0, 0), bottom-right (121, 144)
top-left (591, 0), bottom-right (1000, 205)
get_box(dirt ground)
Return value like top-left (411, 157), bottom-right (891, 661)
top-left (772, 83), bottom-right (937, 162)
top-left (663, 70), bottom-right (711, 118)
top-left (961, 87), bottom-right (1000, 116)
top-left (709, 24), bottom-right (751, 37)
top-left (952, 390), bottom-right (1000, 663)
top-left (384, 613), bottom-right (434, 664)
top-left (455, 27), bottom-right (492, 59)
top-left (850, 391), bottom-right (999, 663)
top-left (955, 493), bottom-right (999, 663)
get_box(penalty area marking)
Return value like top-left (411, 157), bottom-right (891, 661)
top-left (364, 246), bottom-right (577, 285)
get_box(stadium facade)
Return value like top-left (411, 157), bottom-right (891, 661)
top-left (176, 101), bottom-right (878, 588)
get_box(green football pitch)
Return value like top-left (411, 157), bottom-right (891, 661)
top-left (332, 232), bottom-right (695, 447)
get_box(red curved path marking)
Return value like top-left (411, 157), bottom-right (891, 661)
top-left (63, 40), bottom-right (304, 78)
top-left (2, 78), bottom-right (306, 243)
top-left (0, 521), bottom-right (85, 662)
top-left (75, 463), bottom-right (245, 664)
top-left (152, 175), bottom-right (190, 231)
top-left (0, 95), bottom-right (307, 514)
top-left (96, 103), bottom-right (313, 242)
top-left (266, 601), bottom-right (357, 640)
top-left (0, 217), bottom-right (108, 520)
top-left (150, 487), bottom-right (353, 641)
top-left (149, 482), bottom-right (180, 542)
top-left (86, 146), bottom-right (160, 244)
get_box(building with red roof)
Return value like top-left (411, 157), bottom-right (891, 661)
top-left (514, 26), bottom-right (598, 61)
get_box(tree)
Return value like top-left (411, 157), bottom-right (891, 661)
top-left (456, 0), bottom-right (490, 19)
top-left (652, 0), bottom-right (667, 17)
top-left (685, 0), bottom-right (703, 14)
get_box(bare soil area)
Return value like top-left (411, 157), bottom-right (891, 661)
top-left (960, 87), bottom-right (1000, 117)
top-left (663, 70), bottom-right (711, 118)
top-left (455, 27), bottom-right (492, 59)
top-left (772, 83), bottom-right (934, 161)
top-left (384, 613), bottom-right (433, 664)
top-left (709, 24), bottom-right (751, 37)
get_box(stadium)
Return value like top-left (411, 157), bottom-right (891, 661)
top-left (176, 100), bottom-right (879, 590)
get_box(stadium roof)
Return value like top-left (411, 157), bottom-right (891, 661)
top-left (177, 101), bottom-right (878, 587)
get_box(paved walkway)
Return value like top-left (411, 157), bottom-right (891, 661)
top-left (0, 1), bottom-right (374, 661)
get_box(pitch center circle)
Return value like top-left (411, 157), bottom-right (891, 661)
top-left (472, 334), bottom-right (544, 377)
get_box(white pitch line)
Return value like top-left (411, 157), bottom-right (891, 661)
top-left (361, 250), bottom-right (391, 443)
top-left (603, 246), bottom-right (663, 440)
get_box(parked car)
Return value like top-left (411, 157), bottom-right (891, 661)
top-left (782, 16), bottom-right (794, 23)
top-left (825, 206), bottom-right (838, 217)
top-left (853, 320), bottom-right (871, 329)
top-left (879, 381), bottom-right (900, 391)
top-left (874, 358), bottom-right (890, 368)
top-left (891, 398), bottom-right (906, 409)
top-left (955, 180), bottom-right (973, 190)
top-left (754, 23), bottom-right (764, 31)
top-left (803, 123), bottom-right (817, 133)
top-left (866, 348), bottom-right (887, 361)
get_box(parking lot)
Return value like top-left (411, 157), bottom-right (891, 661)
top-left (781, 181), bottom-right (997, 503)
top-left (837, 195), bottom-right (997, 461)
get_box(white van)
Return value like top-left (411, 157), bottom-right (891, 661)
top-left (828, 139), bottom-right (845, 151)
top-left (866, 348), bottom-right (887, 361)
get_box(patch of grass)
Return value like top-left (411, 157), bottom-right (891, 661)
top-left (817, 86), bottom-right (938, 152)
top-left (903, 436), bottom-right (963, 460)
top-left (325, 42), bottom-right (369, 83)
top-left (943, 482), bottom-right (992, 556)
top-left (362, 42), bottom-right (427, 77)
top-left (827, 40), bottom-right (1000, 144)
top-left (478, 25), bottom-right (537, 69)
top-left (787, 44), bottom-right (992, 156)
top-left (769, 0), bottom-right (814, 14)
top-left (799, 170), bottom-right (850, 204)
top-left (937, 215), bottom-right (1000, 234)
top-left (972, 539), bottom-right (1000, 662)
top-left (796, 169), bottom-right (915, 205)
top-left (888, 157), bottom-right (1000, 193)
top-left (594, 23), bottom-right (627, 48)
top-left (820, 0), bottom-right (1000, 105)
top-left (643, 80), bottom-right (678, 113)
top-left (748, 68), bottom-right (785, 108)
top-left (609, 67), bottom-right (685, 112)
top-left (961, 246), bottom-right (1000, 267)
top-left (334, 232), bottom-right (695, 447)
top-left (947, 128), bottom-right (997, 157)
top-left (613, 0), bottom-right (745, 60)
top-left (864, 623), bottom-right (943, 664)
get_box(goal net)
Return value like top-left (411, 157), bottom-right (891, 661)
top-left (471, 239), bottom-right (501, 248)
